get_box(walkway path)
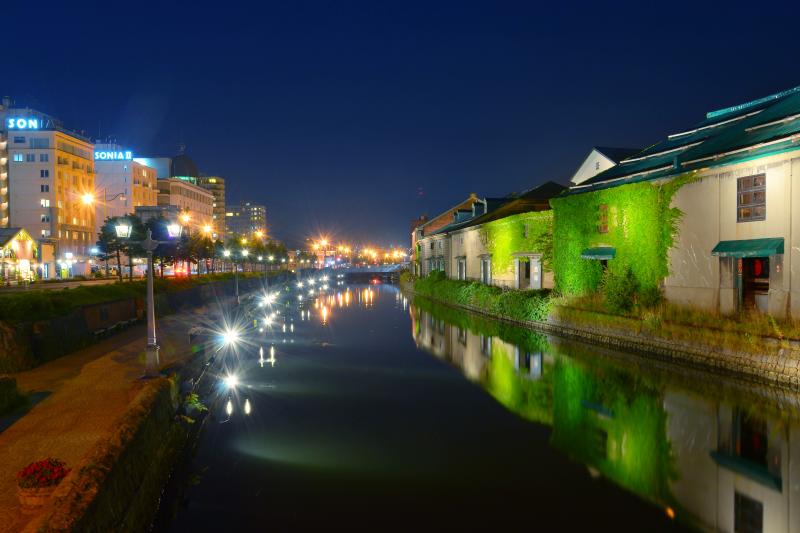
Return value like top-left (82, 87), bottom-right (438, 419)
top-left (0, 306), bottom-right (209, 532)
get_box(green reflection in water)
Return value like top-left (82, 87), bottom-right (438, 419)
top-left (485, 342), bottom-right (552, 425)
top-left (550, 356), bottom-right (676, 504)
top-left (413, 296), bottom-right (677, 508)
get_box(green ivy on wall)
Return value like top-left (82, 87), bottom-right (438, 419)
top-left (550, 173), bottom-right (696, 295)
top-left (480, 210), bottom-right (554, 275)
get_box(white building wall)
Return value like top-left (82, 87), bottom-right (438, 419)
top-left (665, 151), bottom-right (800, 317)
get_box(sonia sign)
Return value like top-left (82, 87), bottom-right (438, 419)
top-left (6, 117), bottom-right (39, 129)
top-left (94, 150), bottom-right (133, 161)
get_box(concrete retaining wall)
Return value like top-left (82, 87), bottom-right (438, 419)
top-left (0, 274), bottom-right (287, 373)
top-left (23, 350), bottom-right (209, 533)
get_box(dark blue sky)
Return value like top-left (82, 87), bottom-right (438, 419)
top-left (4, 1), bottom-right (798, 247)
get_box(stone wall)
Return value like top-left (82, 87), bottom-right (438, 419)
top-left (0, 274), bottom-right (287, 373)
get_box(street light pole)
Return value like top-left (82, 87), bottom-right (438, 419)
top-left (142, 230), bottom-right (160, 377)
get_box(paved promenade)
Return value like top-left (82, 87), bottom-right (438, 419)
top-left (0, 306), bottom-right (208, 532)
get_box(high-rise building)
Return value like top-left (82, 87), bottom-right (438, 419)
top-left (93, 143), bottom-right (158, 235)
top-left (197, 176), bottom-right (225, 237)
top-left (0, 98), bottom-right (96, 277)
top-left (225, 201), bottom-right (266, 237)
top-left (157, 178), bottom-right (214, 234)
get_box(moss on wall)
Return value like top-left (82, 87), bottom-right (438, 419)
top-left (550, 174), bottom-right (696, 295)
top-left (480, 210), bottom-right (553, 275)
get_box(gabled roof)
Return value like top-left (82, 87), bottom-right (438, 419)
top-left (594, 146), bottom-right (642, 163)
top-left (0, 227), bottom-right (29, 247)
top-left (570, 85), bottom-right (800, 194)
top-left (431, 181), bottom-right (565, 235)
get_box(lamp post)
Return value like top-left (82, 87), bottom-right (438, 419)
top-left (116, 221), bottom-right (181, 378)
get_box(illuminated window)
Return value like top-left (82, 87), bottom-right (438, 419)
top-left (40, 214), bottom-right (50, 223)
top-left (12, 153), bottom-right (23, 162)
top-left (40, 198), bottom-right (50, 207)
top-left (738, 174), bottom-right (766, 222)
top-left (595, 161), bottom-right (600, 170)
top-left (598, 204), bottom-right (609, 234)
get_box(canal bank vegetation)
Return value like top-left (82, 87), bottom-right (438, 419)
top-left (414, 271), bottom-right (552, 322)
top-left (0, 272), bottom-right (277, 323)
top-left (409, 271), bottom-right (800, 358)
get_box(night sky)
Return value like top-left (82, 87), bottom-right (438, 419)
top-left (4, 1), bottom-right (798, 247)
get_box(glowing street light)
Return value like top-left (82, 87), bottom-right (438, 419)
top-left (221, 327), bottom-right (241, 347)
top-left (223, 373), bottom-right (239, 389)
top-left (223, 249), bottom-right (231, 257)
top-left (180, 213), bottom-right (191, 224)
top-left (81, 193), bottom-right (94, 206)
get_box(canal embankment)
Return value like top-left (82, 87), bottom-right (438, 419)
top-left (0, 273), bottom-right (286, 373)
top-left (0, 276), bottom-right (281, 532)
top-left (403, 276), bottom-right (800, 390)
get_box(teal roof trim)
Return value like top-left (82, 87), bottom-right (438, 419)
top-left (581, 247), bottom-right (615, 260)
top-left (711, 238), bottom-right (784, 258)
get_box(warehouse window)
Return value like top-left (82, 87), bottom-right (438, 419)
top-left (598, 204), bottom-right (609, 233)
top-left (738, 174), bottom-right (766, 222)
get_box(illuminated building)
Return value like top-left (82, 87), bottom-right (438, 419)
top-left (225, 201), bottom-right (266, 237)
top-left (0, 97), bottom-right (95, 277)
top-left (197, 175), bottom-right (226, 237)
top-left (156, 178), bottom-right (213, 234)
top-left (93, 143), bottom-right (157, 235)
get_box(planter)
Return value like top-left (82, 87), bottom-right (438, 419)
top-left (18, 485), bottom-right (56, 512)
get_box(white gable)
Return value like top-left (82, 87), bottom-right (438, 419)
top-left (570, 149), bottom-right (617, 185)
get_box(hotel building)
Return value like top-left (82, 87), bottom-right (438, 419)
top-left (0, 99), bottom-right (95, 277)
top-left (93, 143), bottom-right (158, 235)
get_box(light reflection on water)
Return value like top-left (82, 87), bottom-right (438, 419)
top-left (412, 297), bottom-right (800, 533)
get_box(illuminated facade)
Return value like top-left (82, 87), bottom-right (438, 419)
top-left (157, 178), bottom-right (213, 232)
top-left (197, 175), bottom-right (226, 237)
top-left (93, 143), bottom-right (157, 235)
top-left (225, 201), bottom-right (266, 237)
top-left (0, 100), bottom-right (95, 275)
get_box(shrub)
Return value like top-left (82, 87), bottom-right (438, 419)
top-left (0, 377), bottom-right (26, 416)
top-left (638, 285), bottom-right (663, 309)
top-left (413, 275), bottom-right (552, 322)
top-left (602, 267), bottom-right (637, 314)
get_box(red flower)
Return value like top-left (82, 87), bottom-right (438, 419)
top-left (16, 458), bottom-right (71, 488)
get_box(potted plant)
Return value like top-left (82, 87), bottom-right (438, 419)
top-left (16, 458), bottom-right (71, 511)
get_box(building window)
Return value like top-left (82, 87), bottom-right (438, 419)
top-left (598, 204), bottom-right (609, 233)
top-left (26, 153), bottom-right (35, 162)
top-left (13, 136), bottom-right (25, 143)
top-left (595, 161), bottom-right (600, 170)
top-left (734, 492), bottom-right (763, 533)
top-left (480, 257), bottom-right (492, 284)
top-left (12, 153), bottom-right (23, 162)
top-left (40, 170), bottom-right (49, 178)
top-left (40, 153), bottom-right (49, 162)
top-left (40, 214), bottom-right (50, 223)
top-left (40, 184), bottom-right (49, 192)
top-left (40, 198), bottom-right (50, 207)
top-left (41, 229), bottom-right (50, 237)
top-left (738, 174), bottom-right (766, 222)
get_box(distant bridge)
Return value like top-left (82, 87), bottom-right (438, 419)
top-left (332, 263), bottom-right (408, 282)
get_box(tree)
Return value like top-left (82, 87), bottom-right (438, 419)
top-left (96, 216), bottom-right (127, 281)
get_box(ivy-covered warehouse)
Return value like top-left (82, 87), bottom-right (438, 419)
top-left (420, 181), bottom-right (564, 288)
top-left (553, 85), bottom-right (800, 317)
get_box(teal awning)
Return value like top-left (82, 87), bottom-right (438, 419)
top-left (711, 238), bottom-right (784, 258)
top-left (581, 247), bottom-right (616, 260)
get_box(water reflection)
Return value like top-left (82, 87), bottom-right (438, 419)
top-left (411, 297), bottom-right (800, 533)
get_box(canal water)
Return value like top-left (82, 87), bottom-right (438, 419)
top-left (155, 282), bottom-right (800, 532)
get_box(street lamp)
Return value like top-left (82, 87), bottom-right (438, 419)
top-left (115, 222), bottom-right (179, 378)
